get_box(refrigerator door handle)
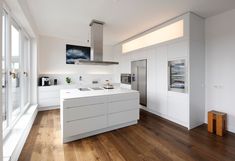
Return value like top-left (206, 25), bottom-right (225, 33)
top-left (132, 74), bottom-right (136, 82)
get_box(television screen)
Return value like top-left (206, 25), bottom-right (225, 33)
top-left (66, 44), bottom-right (90, 64)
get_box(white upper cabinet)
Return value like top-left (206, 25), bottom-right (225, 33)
top-left (167, 41), bottom-right (188, 60)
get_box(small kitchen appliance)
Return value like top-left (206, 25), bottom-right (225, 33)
top-left (104, 80), bottom-right (114, 89)
top-left (39, 77), bottom-right (51, 86)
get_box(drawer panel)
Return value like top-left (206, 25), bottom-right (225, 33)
top-left (108, 109), bottom-right (139, 127)
top-left (108, 92), bottom-right (139, 102)
top-left (63, 96), bottom-right (107, 108)
top-left (64, 115), bottom-right (107, 137)
top-left (39, 91), bottom-right (59, 99)
top-left (108, 99), bottom-right (139, 114)
top-left (64, 103), bottom-right (107, 122)
top-left (38, 87), bottom-right (61, 92)
top-left (39, 98), bottom-right (60, 107)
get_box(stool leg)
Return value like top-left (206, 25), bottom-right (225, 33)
top-left (208, 112), bottom-right (214, 133)
top-left (216, 115), bottom-right (223, 136)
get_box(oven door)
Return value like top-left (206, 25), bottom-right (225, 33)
top-left (121, 74), bottom-right (131, 84)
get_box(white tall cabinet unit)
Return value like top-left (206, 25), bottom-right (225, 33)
top-left (115, 12), bottom-right (205, 129)
top-left (165, 13), bottom-right (205, 129)
top-left (162, 13), bottom-right (205, 129)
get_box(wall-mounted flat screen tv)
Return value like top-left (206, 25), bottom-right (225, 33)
top-left (66, 44), bottom-right (90, 64)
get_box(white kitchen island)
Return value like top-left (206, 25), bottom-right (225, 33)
top-left (60, 88), bottom-right (140, 143)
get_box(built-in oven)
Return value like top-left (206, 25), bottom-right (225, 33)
top-left (121, 74), bottom-right (131, 85)
top-left (168, 59), bottom-right (186, 93)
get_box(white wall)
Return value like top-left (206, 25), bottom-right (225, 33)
top-left (38, 35), bottom-right (115, 75)
top-left (205, 9), bottom-right (235, 133)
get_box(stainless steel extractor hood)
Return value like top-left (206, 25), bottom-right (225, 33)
top-left (78, 20), bottom-right (119, 65)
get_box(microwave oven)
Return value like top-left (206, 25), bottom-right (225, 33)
top-left (121, 74), bottom-right (131, 85)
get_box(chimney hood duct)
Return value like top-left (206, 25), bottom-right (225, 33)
top-left (78, 20), bottom-right (119, 65)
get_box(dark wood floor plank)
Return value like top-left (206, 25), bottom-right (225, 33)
top-left (98, 133), bottom-right (127, 161)
top-left (18, 109), bottom-right (235, 161)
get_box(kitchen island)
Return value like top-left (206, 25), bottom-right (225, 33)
top-left (60, 88), bottom-right (140, 143)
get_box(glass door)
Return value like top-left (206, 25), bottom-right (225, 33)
top-left (2, 9), bottom-right (31, 136)
top-left (2, 11), bottom-right (8, 129)
top-left (168, 59), bottom-right (186, 93)
top-left (10, 23), bottom-right (21, 122)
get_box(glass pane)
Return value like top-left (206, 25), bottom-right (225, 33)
top-left (168, 59), bottom-right (186, 93)
top-left (2, 13), bottom-right (7, 129)
top-left (11, 24), bottom-right (21, 121)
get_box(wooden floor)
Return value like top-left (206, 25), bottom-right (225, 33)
top-left (19, 109), bottom-right (235, 161)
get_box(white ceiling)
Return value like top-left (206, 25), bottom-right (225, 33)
top-left (26, 0), bottom-right (235, 45)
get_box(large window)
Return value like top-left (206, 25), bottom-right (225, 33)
top-left (2, 9), bottom-right (31, 134)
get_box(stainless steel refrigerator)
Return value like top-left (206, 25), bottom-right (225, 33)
top-left (131, 59), bottom-right (147, 106)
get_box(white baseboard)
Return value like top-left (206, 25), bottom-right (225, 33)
top-left (204, 121), bottom-right (235, 134)
top-left (38, 106), bottom-right (60, 111)
top-left (227, 125), bottom-right (235, 133)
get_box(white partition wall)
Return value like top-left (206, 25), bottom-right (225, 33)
top-left (113, 12), bottom-right (205, 129)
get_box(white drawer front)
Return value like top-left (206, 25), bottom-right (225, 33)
top-left (108, 92), bottom-right (139, 102)
top-left (64, 103), bottom-right (107, 122)
top-left (108, 99), bottom-right (139, 114)
top-left (64, 115), bottom-right (107, 137)
top-left (63, 96), bottom-right (107, 108)
top-left (39, 98), bottom-right (60, 107)
top-left (108, 109), bottom-right (139, 127)
top-left (39, 91), bottom-right (59, 99)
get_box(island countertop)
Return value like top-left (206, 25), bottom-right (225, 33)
top-left (60, 88), bottom-right (139, 100)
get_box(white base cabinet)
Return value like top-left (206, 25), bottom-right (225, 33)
top-left (60, 91), bottom-right (140, 143)
top-left (38, 85), bottom-right (79, 110)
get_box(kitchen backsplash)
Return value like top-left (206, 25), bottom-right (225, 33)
top-left (38, 74), bottom-right (115, 86)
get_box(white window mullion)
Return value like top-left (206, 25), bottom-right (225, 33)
top-left (20, 30), bottom-right (24, 111)
top-left (5, 11), bottom-right (12, 129)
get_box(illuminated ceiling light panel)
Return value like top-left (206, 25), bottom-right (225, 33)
top-left (122, 20), bottom-right (184, 53)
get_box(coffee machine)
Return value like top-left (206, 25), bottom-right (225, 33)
top-left (39, 77), bottom-right (51, 86)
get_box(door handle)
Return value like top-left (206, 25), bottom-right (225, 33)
top-left (132, 74), bottom-right (136, 81)
top-left (9, 71), bottom-right (16, 79)
top-left (23, 72), bottom-right (28, 77)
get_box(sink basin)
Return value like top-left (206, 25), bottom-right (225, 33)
top-left (91, 87), bottom-right (104, 90)
top-left (78, 88), bottom-right (91, 91)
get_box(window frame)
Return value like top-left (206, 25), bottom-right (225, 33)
top-left (21, 31), bottom-right (31, 112)
top-left (2, 6), bottom-right (32, 139)
top-left (2, 9), bottom-right (9, 131)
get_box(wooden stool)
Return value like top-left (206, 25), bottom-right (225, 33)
top-left (208, 110), bottom-right (227, 136)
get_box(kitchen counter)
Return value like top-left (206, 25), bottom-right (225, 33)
top-left (60, 87), bottom-right (140, 143)
top-left (60, 88), bottom-right (138, 99)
